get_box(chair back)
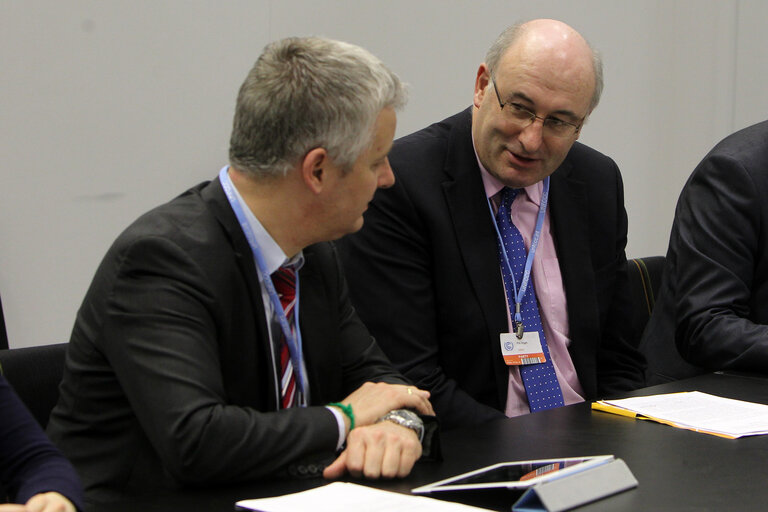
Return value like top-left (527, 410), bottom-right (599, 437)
top-left (0, 293), bottom-right (8, 350)
top-left (0, 343), bottom-right (68, 428)
top-left (626, 256), bottom-right (665, 347)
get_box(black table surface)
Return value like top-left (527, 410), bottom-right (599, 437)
top-left (98, 372), bottom-right (768, 512)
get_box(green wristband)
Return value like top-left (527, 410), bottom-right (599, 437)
top-left (328, 402), bottom-right (355, 430)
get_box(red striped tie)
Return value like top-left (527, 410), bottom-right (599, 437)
top-left (271, 266), bottom-right (297, 408)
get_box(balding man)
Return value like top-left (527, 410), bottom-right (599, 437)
top-left (338, 19), bottom-right (646, 429)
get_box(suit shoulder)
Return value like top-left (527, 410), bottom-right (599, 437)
top-left (567, 141), bottom-right (616, 166)
top-left (390, 109), bottom-right (471, 171)
top-left (717, 119), bottom-right (768, 154)
top-left (104, 180), bottom-right (234, 270)
top-left (702, 121), bottom-right (768, 179)
top-left (117, 182), bottom-right (213, 240)
top-left (562, 141), bottom-right (621, 182)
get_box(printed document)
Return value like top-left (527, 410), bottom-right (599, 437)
top-left (236, 482), bottom-right (492, 512)
top-left (593, 391), bottom-right (768, 438)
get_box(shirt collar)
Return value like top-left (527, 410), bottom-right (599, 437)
top-left (472, 135), bottom-right (543, 205)
top-left (226, 171), bottom-right (304, 275)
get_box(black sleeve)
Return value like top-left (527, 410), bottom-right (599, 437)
top-left (671, 155), bottom-right (768, 369)
top-left (0, 376), bottom-right (84, 510)
top-left (593, 164), bottom-right (647, 395)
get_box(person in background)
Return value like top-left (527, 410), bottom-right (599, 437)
top-left (338, 19), bottom-right (646, 429)
top-left (641, 120), bottom-right (768, 382)
top-left (0, 375), bottom-right (82, 512)
top-left (47, 36), bottom-right (436, 504)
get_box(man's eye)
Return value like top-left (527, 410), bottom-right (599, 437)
top-left (509, 103), bottom-right (532, 118)
top-left (545, 117), bottom-right (567, 127)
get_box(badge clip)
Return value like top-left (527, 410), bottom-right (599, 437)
top-left (514, 303), bottom-right (524, 339)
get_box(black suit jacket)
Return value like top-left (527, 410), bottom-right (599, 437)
top-left (339, 109), bottom-right (646, 429)
top-left (47, 177), bottom-right (412, 502)
top-left (641, 120), bottom-right (768, 382)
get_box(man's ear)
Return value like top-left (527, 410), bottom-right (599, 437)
top-left (301, 147), bottom-right (329, 194)
top-left (473, 64), bottom-right (490, 108)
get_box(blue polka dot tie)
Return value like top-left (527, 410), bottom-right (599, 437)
top-left (495, 187), bottom-right (564, 412)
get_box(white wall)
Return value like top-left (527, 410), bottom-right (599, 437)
top-left (2, 1), bottom-right (767, 348)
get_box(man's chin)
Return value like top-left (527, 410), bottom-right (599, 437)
top-left (497, 170), bottom-right (546, 189)
top-left (344, 218), bottom-right (366, 236)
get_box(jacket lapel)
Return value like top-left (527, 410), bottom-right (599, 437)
top-left (548, 159), bottom-right (599, 388)
top-left (441, 110), bottom-right (511, 407)
top-left (292, 247), bottom-right (337, 406)
top-left (201, 177), bottom-right (280, 410)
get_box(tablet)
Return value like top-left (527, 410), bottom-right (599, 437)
top-left (412, 455), bottom-right (614, 493)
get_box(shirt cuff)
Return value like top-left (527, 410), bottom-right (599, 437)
top-left (325, 405), bottom-right (347, 451)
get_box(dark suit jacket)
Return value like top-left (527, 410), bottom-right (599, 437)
top-left (338, 109), bottom-right (646, 429)
top-left (641, 120), bottom-right (768, 382)
top-left (47, 177), bottom-right (411, 503)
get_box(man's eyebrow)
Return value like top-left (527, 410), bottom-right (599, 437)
top-left (507, 92), bottom-right (582, 121)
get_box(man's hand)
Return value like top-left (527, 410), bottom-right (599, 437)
top-left (322, 421), bottom-right (421, 479)
top-left (0, 492), bottom-right (76, 512)
top-left (338, 382), bottom-right (434, 429)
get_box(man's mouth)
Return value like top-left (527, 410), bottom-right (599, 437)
top-left (515, 153), bottom-right (535, 163)
top-left (506, 148), bottom-right (537, 166)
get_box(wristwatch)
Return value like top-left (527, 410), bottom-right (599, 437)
top-left (378, 409), bottom-right (424, 441)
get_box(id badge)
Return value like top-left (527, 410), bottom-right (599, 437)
top-left (500, 331), bottom-right (547, 365)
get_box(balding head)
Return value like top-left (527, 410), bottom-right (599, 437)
top-left (485, 19), bottom-right (602, 113)
top-left (471, 18), bottom-right (602, 188)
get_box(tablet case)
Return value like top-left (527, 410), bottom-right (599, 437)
top-left (512, 458), bottom-right (637, 512)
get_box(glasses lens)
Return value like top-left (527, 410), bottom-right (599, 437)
top-left (543, 119), bottom-right (573, 137)
top-left (495, 83), bottom-right (578, 138)
top-left (507, 104), bottom-right (533, 123)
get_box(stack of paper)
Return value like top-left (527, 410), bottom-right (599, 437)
top-left (593, 391), bottom-right (768, 439)
top-left (236, 482), bottom-right (493, 512)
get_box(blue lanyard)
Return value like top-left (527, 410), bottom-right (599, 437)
top-left (487, 177), bottom-right (550, 336)
top-left (218, 166), bottom-right (308, 403)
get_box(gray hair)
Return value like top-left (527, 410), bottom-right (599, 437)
top-left (229, 37), bottom-right (407, 178)
top-left (484, 23), bottom-right (604, 113)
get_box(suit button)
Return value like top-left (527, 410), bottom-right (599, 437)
top-left (297, 465), bottom-right (308, 476)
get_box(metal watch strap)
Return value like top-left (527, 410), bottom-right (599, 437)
top-left (377, 409), bottom-right (424, 441)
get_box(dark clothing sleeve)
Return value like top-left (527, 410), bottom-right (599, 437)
top-left (0, 376), bottom-right (83, 510)
top-left (584, 161), bottom-right (648, 396)
top-left (669, 145), bottom-right (768, 369)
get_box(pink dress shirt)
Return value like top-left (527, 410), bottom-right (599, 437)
top-left (476, 159), bottom-right (585, 416)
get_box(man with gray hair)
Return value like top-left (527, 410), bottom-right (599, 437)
top-left (47, 37), bottom-right (436, 504)
top-left (339, 19), bottom-right (646, 429)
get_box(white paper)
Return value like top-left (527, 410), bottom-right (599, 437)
top-left (600, 391), bottom-right (768, 438)
top-left (236, 482), bottom-right (492, 512)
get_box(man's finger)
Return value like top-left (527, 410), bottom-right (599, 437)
top-left (322, 451), bottom-right (347, 480)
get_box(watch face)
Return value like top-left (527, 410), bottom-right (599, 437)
top-left (382, 410), bottom-right (424, 439)
top-left (390, 410), bottom-right (416, 423)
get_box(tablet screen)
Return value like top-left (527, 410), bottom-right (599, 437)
top-left (412, 455), bottom-right (613, 493)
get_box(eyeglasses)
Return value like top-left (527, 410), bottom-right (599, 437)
top-left (491, 79), bottom-right (583, 138)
